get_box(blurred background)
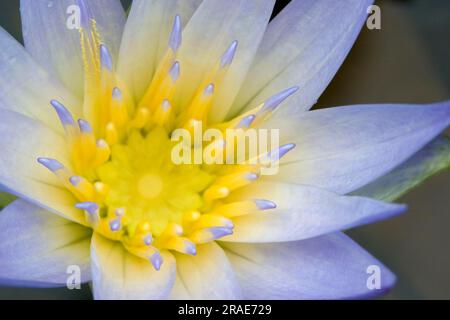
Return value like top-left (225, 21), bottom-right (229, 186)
top-left (0, 0), bottom-right (449, 299)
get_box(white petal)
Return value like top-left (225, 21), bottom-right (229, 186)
top-left (0, 200), bottom-right (91, 287)
top-left (90, 233), bottom-right (176, 300)
top-left (168, 275), bottom-right (191, 300)
top-left (0, 109), bottom-right (84, 223)
top-left (175, 0), bottom-right (275, 122)
top-left (170, 242), bottom-right (242, 299)
top-left (20, 0), bottom-right (126, 97)
top-left (268, 102), bottom-right (450, 194)
top-left (223, 233), bottom-right (396, 299)
top-left (231, 0), bottom-right (373, 117)
top-left (222, 181), bottom-right (406, 243)
top-left (0, 27), bottom-right (81, 132)
top-left (118, 0), bottom-right (202, 101)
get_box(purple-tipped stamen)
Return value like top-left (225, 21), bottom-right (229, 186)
top-left (184, 241), bottom-right (197, 256)
top-left (69, 176), bottom-right (82, 187)
top-left (222, 219), bottom-right (234, 229)
top-left (254, 199), bottom-right (277, 210)
top-left (169, 15), bottom-right (182, 53)
top-left (221, 40), bottom-right (238, 68)
top-left (267, 143), bottom-right (296, 162)
top-left (100, 44), bottom-right (113, 71)
top-left (97, 139), bottom-right (108, 149)
top-left (75, 202), bottom-right (99, 216)
top-left (210, 227), bottom-right (233, 240)
top-left (143, 234), bottom-right (153, 246)
top-left (50, 100), bottom-right (75, 127)
top-left (161, 99), bottom-right (171, 112)
top-left (115, 208), bottom-right (125, 217)
top-left (78, 119), bottom-right (93, 133)
top-left (112, 87), bottom-right (122, 100)
top-left (169, 61), bottom-right (180, 82)
top-left (261, 86), bottom-right (300, 112)
top-left (109, 218), bottom-right (121, 232)
top-left (246, 172), bottom-right (259, 181)
top-left (236, 115), bottom-right (256, 129)
top-left (150, 252), bottom-right (163, 271)
top-left (204, 84), bottom-right (215, 96)
top-left (37, 157), bottom-right (64, 172)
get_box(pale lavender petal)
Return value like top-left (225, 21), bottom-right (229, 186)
top-left (223, 181), bottom-right (406, 243)
top-left (169, 242), bottom-right (242, 299)
top-left (0, 28), bottom-right (81, 133)
top-left (352, 136), bottom-right (450, 202)
top-left (0, 109), bottom-right (84, 223)
top-left (267, 101), bottom-right (450, 194)
top-left (222, 233), bottom-right (396, 299)
top-left (231, 0), bottom-right (374, 117)
top-left (175, 0), bottom-right (275, 123)
top-left (0, 200), bottom-right (91, 287)
top-left (118, 0), bottom-right (202, 101)
top-left (90, 233), bottom-right (176, 300)
top-left (20, 0), bottom-right (126, 97)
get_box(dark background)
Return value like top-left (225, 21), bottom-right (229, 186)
top-left (0, 0), bottom-right (449, 299)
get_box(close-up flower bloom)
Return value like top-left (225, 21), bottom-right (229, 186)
top-left (0, 0), bottom-right (449, 300)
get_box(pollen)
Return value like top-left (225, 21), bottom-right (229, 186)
top-left (37, 14), bottom-right (297, 270)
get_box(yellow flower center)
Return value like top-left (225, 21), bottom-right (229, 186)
top-left (138, 175), bottom-right (163, 200)
top-left (96, 128), bottom-right (214, 237)
top-left (37, 16), bottom-right (296, 270)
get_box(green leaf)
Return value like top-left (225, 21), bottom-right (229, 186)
top-left (0, 192), bottom-right (16, 209)
top-left (352, 136), bottom-right (450, 202)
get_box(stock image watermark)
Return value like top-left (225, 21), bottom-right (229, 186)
top-left (366, 265), bottom-right (382, 290)
top-left (171, 121), bottom-right (283, 176)
top-left (367, 5), bottom-right (381, 30)
top-left (66, 4), bottom-right (81, 30)
top-left (66, 265), bottom-right (82, 290)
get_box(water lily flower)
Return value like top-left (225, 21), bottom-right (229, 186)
top-left (0, 0), bottom-right (449, 300)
